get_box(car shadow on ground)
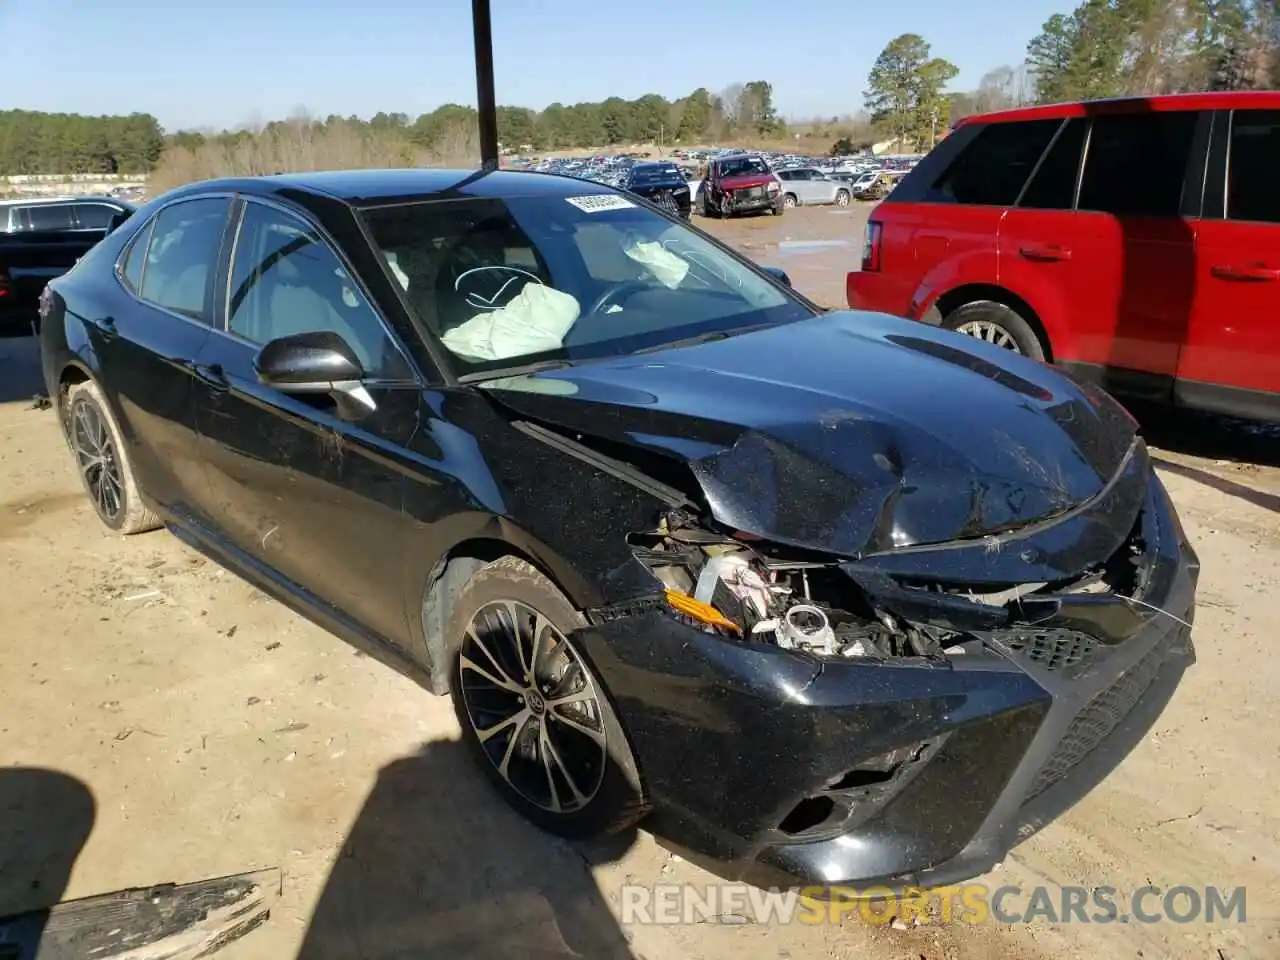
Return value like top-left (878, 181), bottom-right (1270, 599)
top-left (296, 738), bottom-right (639, 960)
top-left (0, 768), bottom-right (96, 957)
top-left (0, 334), bottom-right (46, 406)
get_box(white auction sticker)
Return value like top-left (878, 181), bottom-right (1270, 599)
top-left (566, 194), bottom-right (636, 213)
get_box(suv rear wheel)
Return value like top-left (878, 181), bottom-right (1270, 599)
top-left (943, 301), bottom-right (1046, 361)
top-left (783, 193), bottom-right (798, 209)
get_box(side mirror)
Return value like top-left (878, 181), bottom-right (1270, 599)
top-left (253, 330), bottom-right (375, 417)
top-left (761, 266), bottom-right (791, 287)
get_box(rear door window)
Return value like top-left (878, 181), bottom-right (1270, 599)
top-left (1226, 109), bottom-right (1280, 224)
top-left (1018, 118), bottom-right (1088, 211)
top-left (137, 197), bottom-right (232, 321)
top-left (26, 204), bottom-right (75, 231)
top-left (1077, 111), bottom-right (1198, 217)
top-left (926, 120), bottom-right (1061, 206)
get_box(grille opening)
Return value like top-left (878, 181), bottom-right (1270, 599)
top-left (778, 796), bottom-right (836, 835)
top-left (1003, 629), bottom-right (1100, 672)
top-left (828, 766), bottom-right (896, 790)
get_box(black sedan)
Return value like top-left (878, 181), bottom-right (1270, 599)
top-left (39, 169), bottom-right (1198, 890)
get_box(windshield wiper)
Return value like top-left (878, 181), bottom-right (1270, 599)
top-left (631, 322), bottom-right (776, 356)
top-left (456, 358), bottom-right (575, 384)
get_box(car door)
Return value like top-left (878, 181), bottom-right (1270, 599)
top-left (1178, 108), bottom-right (1280, 419)
top-left (791, 168), bottom-right (817, 204)
top-left (1077, 110), bottom-right (1202, 385)
top-left (189, 196), bottom-right (422, 643)
top-left (101, 195), bottom-right (232, 517)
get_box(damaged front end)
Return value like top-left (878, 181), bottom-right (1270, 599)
top-left (574, 438), bottom-right (1198, 890)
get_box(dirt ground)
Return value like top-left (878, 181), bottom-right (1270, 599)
top-left (1, 203), bottom-right (1279, 959)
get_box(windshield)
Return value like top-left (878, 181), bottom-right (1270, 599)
top-left (717, 156), bottom-right (770, 178)
top-left (362, 192), bottom-right (809, 377)
top-left (629, 164), bottom-right (683, 186)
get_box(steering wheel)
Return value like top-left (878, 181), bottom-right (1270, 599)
top-left (588, 280), bottom-right (652, 316)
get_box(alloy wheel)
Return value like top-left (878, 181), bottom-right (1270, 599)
top-left (836, 192), bottom-right (850, 207)
top-left (70, 399), bottom-right (123, 522)
top-left (955, 319), bottom-right (1022, 353)
top-left (459, 599), bottom-right (607, 814)
top-left (784, 195), bottom-right (797, 208)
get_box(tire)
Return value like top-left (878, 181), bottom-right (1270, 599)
top-left (835, 189), bottom-right (850, 207)
top-left (65, 380), bottom-right (162, 535)
top-left (448, 556), bottom-right (648, 840)
top-left (772, 199), bottom-right (785, 216)
top-left (942, 300), bottom-right (1046, 361)
top-left (783, 193), bottom-right (798, 209)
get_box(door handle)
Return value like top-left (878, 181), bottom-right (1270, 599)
top-left (1018, 244), bottom-right (1072, 262)
top-left (193, 362), bottom-right (229, 391)
top-left (1211, 263), bottom-right (1280, 282)
top-left (91, 315), bottom-right (118, 340)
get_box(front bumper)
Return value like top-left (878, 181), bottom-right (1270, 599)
top-left (575, 470), bottom-right (1198, 889)
top-left (725, 188), bottom-right (780, 214)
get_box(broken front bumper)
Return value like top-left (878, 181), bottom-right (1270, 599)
top-left (573, 468), bottom-right (1198, 889)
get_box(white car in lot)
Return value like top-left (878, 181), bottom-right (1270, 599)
top-left (774, 167), bottom-right (852, 208)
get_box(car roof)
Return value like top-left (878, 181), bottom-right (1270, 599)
top-left (960, 89), bottom-right (1280, 126)
top-left (168, 168), bottom-right (619, 208)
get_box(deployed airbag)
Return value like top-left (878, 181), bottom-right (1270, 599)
top-left (624, 236), bottom-right (689, 289)
top-left (442, 283), bottom-right (581, 361)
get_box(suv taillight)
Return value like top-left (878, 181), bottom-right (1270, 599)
top-left (0, 268), bottom-right (11, 300)
top-left (862, 220), bottom-right (883, 272)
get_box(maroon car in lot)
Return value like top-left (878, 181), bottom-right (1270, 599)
top-left (697, 154), bottom-right (784, 218)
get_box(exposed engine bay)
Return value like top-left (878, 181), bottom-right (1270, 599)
top-left (630, 504), bottom-right (1154, 662)
top-left (631, 509), bottom-right (962, 660)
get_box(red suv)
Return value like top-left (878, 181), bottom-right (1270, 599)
top-left (847, 91), bottom-right (1280, 423)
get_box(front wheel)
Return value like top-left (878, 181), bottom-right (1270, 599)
top-left (783, 193), bottom-right (798, 209)
top-left (448, 556), bottom-right (647, 840)
top-left (943, 300), bottom-right (1046, 361)
top-left (835, 190), bottom-right (850, 207)
top-left (65, 380), bottom-right (162, 535)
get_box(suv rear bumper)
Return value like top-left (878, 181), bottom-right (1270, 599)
top-left (846, 269), bottom-right (915, 317)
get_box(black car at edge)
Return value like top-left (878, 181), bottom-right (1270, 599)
top-left (38, 168), bottom-right (1198, 892)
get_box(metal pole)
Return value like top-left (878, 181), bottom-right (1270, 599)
top-left (472, 0), bottom-right (499, 170)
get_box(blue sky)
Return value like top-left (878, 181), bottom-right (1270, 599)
top-left (5, 0), bottom-right (1066, 132)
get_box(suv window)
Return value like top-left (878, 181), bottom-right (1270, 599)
top-left (73, 203), bottom-right (118, 230)
top-left (1077, 111), bottom-right (1198, 217)
top-left (926, 120), bottom-right (1060, 206)
top-left (25, 204), bottom-right (75, 231)
top-left (1018, 118), bottom-right (1088, 211)
top-left (227, 201), bottom-right (402, 377)
top-left (137, 197), bottom-right (231, 320)
top-left (1227, 109), bottom-right (1280, 224)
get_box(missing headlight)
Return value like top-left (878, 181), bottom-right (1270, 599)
top-left (630, 511), bottom-right (956, 660)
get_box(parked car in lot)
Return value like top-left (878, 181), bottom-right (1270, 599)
top-left (1, 197), bottom-right (135, 333)
top-left (619, 161), bottom-right (692, 218)
top-left (40, 169), bottom-right (1196, 890)
top-left (697, 153), bottom-right (783, 217)
top-left (774, 167), bottom-right (852, 209)
top-left (847, 90), bottom-right (1280, 423)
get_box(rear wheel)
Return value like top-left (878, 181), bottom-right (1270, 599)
top-left (835, 189), bottom-right (851, 207)
top-left (448, 556), bottom-right (647, 839)
top-left (65, 380), bottom-right (161, 534)
top-left (783, 193), bottom-right (798, 209)
top-left (942, 300), bottom-right (1046, 361)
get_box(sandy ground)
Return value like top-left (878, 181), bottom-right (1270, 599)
top-left (1, 204), bottom-right (1279, 959)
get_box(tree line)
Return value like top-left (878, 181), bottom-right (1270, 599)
top-left (0, 110), bottom-right (164, 176)
top-left (3, 82), bottom-right (784, 177)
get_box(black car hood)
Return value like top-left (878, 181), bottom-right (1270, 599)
top-left (479, 311), bottom-right (1141, 557)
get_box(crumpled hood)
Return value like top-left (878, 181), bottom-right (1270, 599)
top-left (479, 311), bottom-right (1141, 557)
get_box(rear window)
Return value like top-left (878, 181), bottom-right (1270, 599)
top-left (924, 120), bottom-right (1061, 206)
top-left (630, 164), bottom-right (683, 185)
top-left (1077, 111), bottom-right (1198, 217)
top-left (1018, 119), bottom-right (1088, 211)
